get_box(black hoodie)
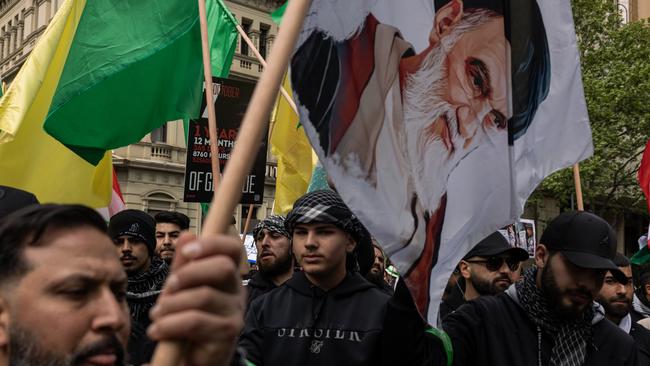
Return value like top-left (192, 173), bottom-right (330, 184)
top-left (245, 271), bottom-right (278, 307)
top-left (239, 271), bottom-right (390, 366)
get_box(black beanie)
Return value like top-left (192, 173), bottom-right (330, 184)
top-left (0, 186), bottom-right (39, 221)
top-left (108, 209), bottom-right (156, 255)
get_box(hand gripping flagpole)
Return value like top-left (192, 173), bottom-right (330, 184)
top-left (573, 163), bottom-right (584, 211)
top-left (150, 0), bottom-right (311, 364)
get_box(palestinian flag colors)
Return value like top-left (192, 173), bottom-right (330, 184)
top-left (0, 0), bottom-right (237, 207)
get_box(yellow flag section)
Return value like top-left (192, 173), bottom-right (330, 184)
top-left (270, 73), bottom-right (315, 215)
top-left (0, 0), bottom-right (111, 207)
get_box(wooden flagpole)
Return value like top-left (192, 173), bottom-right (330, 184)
top-left (236, 25), bottom-right (298, 115)
top-left (573, 163), bottom-right (584, 211)
top-left (150, 0), bottom-right (311, 364)
top-left (241, 203), bottom-right (255, 245)
top-left (200, 0), bottom-right (222, 186)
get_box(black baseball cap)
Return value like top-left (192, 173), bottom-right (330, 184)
top-left (463, 231), bottom-right (529, 261)
top-left (540, 211), bottom-right (625, 282)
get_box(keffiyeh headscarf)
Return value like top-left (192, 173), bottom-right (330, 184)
top-left (253, 215), bottom-right (290, 241)
top-left (516, 268), bottom-right (594, 366)
top-left (285, 190), bottom-right (374, 274)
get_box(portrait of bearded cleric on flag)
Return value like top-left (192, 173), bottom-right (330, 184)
top-left (291, 0), bottom-right (550, 318)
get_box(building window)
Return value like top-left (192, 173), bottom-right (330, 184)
top-left (144, 192), bottom-right (176, 216)
top-left (259, 23), bottom-right (269, 59)
top-left (151, 123), bottom-right (167, 143)
top-left (241, 18), bottom-right (252, 56)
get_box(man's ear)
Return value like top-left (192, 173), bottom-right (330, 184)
top-left (535, 244), bottom-right (549, 269)
top-left (459, 260), bottom-right (471, 279)
top-left (432, 0), bottom-right (463, 42)
top-left (0, 297), bottom-right (10, 348)
top-left (346, 235), bottom-right (357, 253)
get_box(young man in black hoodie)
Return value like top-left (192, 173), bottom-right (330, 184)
top-left (237, 190), bottom-right (437, 366)
top-left (246, 215), bottom-right (294, 306)
top-left (442, 211), bottom-right (638, 366)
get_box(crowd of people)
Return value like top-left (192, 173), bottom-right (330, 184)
top-left (1, 184), bottom-right (650, 365)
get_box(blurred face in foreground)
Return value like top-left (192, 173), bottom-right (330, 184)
top-left (0, 227), bottom-right (130, 366)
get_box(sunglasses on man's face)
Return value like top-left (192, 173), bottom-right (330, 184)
top-left (465, 256), bottom-right (521, 272)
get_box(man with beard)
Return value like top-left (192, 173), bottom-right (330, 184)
top-left (246, 215), bottom-right (294, 306)
top-left (0, 204), bottom-right (247, 366)
top-left (291, 0), bottom-right (551, 315)
top-left (108, 209), bottom-right (168, 364)
top-left (366, 241), bottom-right (393, 295)
top-left (439, 231), bottom-right (527, 319)
top-left (596, 253), bottom-right (650, 363)
top-left (154, 211), bottom-right (190, 265)
top-left (440, 211), bottom-right (638, 365)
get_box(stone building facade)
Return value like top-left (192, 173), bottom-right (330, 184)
top-left (0, 0), bottom-right (283, 233)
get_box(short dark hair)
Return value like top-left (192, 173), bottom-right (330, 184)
top-left (0, 204), bottom-right (107, 284)
top-left (154, 211), bottom-right (190, 230)
top-left (639, 271), bottom-right (650, 287)
top-left (613, 253), bottom-right (630, 268)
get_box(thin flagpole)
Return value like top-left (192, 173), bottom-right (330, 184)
top-left (201, 0), bottom-right (222, 187)
top-left (149, 0), bottom-right (223, 362)
top-left (241, 203), bottom-right (255, 245)
top-left (236, 24), bottom-right (298, 115)
top-left (573, 163), bottom-right (584, 211)
top-left (150, 0), bottom-right (311, 364)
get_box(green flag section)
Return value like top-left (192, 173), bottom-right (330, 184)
top-left (631, 246), bottom-right (650, 266)
top-left (208, 0), bottom-right (239, 78)
top-left (270, 2), bottom-right (288, 25)
top-left (42, 0), bottom-right (238, 166)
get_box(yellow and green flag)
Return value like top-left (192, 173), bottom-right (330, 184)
top-left (270, 73), bottom-right (316, 215)
top-left (0, 0), bottom-right (237, 207)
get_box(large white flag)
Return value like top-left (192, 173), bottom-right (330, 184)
top-left (290, 0), bottom-right (592, 324)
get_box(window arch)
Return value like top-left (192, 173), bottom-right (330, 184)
top-left (142, 191), bottom-right (177, 215)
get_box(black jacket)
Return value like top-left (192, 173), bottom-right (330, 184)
top-left (442, 287), bottom-right (638, 366)
top-left (439, 279), bottom-right (466, 321)
top-left (245, 271), bottom-right (278, 307)
top-left (630, 319), bottom-right (650, 364)
top-left (238, 272), bottom-right (443, 366)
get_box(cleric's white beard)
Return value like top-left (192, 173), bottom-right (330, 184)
top-left (403, 30), bottom-right (488, 212)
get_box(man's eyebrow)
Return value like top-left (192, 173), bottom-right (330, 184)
top-left (49, 273), bottom-right (127, 288)
top-left (466, 57), bottom-right (491, 97)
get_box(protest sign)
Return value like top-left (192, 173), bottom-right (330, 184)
top-left (184, 78), bottom-right (267, 204)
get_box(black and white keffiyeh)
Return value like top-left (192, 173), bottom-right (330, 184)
top-left (633, 292), bottom-right (650, 318)
top-left (516, 268), bottom-right (594, 366)
top-left (253, 215), bottom-right (290, 241)
top-left (285, 190), bottom-right (368, 241)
